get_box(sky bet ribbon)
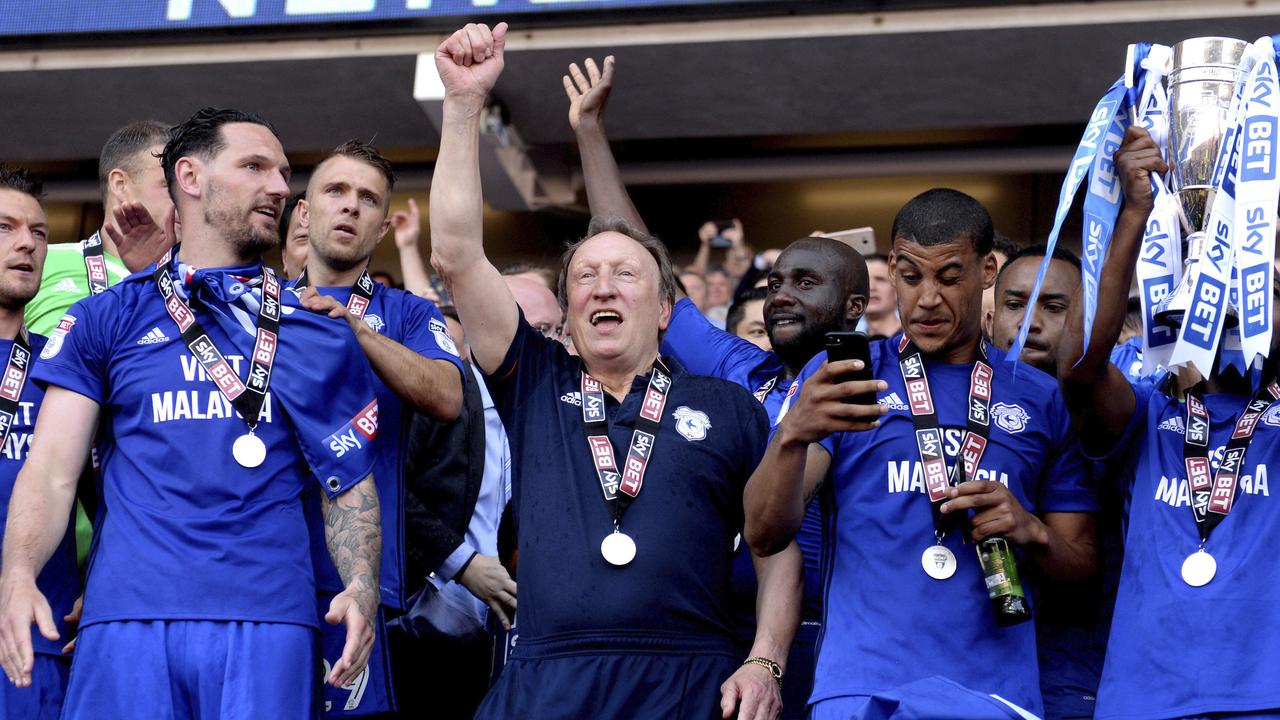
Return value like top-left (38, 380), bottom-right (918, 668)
top-left (1230, 37), bottom-right (1280, 372)
top-left (1171, 44), bottom-right (1264, 375)
top-left (1012, 53), bottom-right (1145, 364)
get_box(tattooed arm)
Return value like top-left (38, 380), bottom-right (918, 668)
top-left (321, 474), bottom-right (381, 688)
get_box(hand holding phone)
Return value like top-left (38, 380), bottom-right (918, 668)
top-left (825, 331), bottom-right (877, 405)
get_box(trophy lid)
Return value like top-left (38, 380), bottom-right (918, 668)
top-left (1171, 37), bottom-right (1248, 75)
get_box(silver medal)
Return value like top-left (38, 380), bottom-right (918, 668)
top-left (921, 545), bottom-right (957, 580)
top-left (1181, 549), bottom-right (1217, 587)
top-left (600, 531), bottom-right (637, 566)
top-left (232, 433), bottom-right (267, 469)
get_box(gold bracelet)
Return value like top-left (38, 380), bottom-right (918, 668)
top-left (742, 656), bottom-right (783, 689)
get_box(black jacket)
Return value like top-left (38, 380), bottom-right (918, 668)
top-left (401, 362), bottom-right (486, 592)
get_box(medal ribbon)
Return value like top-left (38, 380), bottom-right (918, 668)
top-left (0, 330), bottom-right (33, 454)
top-left (293, 267), bottom-right (376, 320)
top-left (81, 232), bottom-right (111, 297)
top-left (1182, 380), bottom-right (1280, 545)
top-left (151, 246), bottom-right (281, 432)
top-left (580, 359), bottom-right (672, 526)
top-left (896, 336), bottom-right (993, 538)
top-left (752, 375), bottom-right (779, 404)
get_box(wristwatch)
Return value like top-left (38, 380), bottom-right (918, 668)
top-left (742, 656), bottom-right (783, 689)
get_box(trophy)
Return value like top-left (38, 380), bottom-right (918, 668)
top-left (1154, 36), bottom-right (1250, 327)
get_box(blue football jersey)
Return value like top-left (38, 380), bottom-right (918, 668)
top-left (31, 261), bottom-right (380, 630)
top-left (0, 333), bottom-right (78, 656)
top-left (1095, 380), bottom-right (1280, 718)
top-left (788, 336), bottom-right (1093, 714)
top-left (294, 282), bottom-right (464, 611)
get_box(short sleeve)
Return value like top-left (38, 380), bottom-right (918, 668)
top-left (397, 293), bottom-right (466, 376)
top-left (482, 308), bottom-right (568, 425)
top-left (30, 295), bottom-right (113, 403)
top-left (662, 298), bottom-right (779, 390)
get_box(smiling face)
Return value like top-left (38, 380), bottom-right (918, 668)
top-left (990, 255), bottom-right (1078, 374)
top-left (764, 244), bottom-right (862, 369)
top-left (0, 189), bottom-right (48, 310)
top-left (564, 231), bottom-right (672, 376)
top-left (302, 155), bottom-right (391, 274)
top-left (890, 235), bottom-right (996, 361)
top-left (184, 122), bottom-right (291, 258)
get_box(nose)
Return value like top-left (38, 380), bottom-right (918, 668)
top-left (266, 169), bottom-right (290, 202)
top-left (770, 282), bottom-right (797, 308)
top-left (592, 272), bottom-right (617, 299)
top-left (916, 280), bottom-right (943, 309)
top-left (12, 227), bottom-right (37, 254)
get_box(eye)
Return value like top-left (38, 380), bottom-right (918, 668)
top-left (901, 273), bottom-right (921, 285)
top-left (798, 278), bottom-right (816, 289)
top-left (361, 193), bottom-right (378, 206)
top-left (940, 275), bottom-right (962, 286)
top-left (578, 271), bottom-right (595, 283)
top-left (0, 223), bottom-right (9, 232)
top-left (32, 230), bottom-right (47, 242)
top-left (1045, 303), bottom-right (1068, 314)
top-left (1004, 300), bottom-right (1024, 311)
top-left (766, 278), bottom-right (781, 291)
top-left (245, 162), bottom-right (260, 172)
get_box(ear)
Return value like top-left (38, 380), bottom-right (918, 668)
top-left (983, 306), bottom-right (994, 338)
top-left (297, 199), bottom-right (310, 229)
top-left (887, 250), bottom-right (899, 279)
top-left (174, 157), bottom-right (203, 202)
top-left (377, 217), bottom-right (392, 241)
top-left (982, 251), bottom-right (998, 290)
top-left (657, 297), bottom-right (673, 332)
top-left (845, 292), bottom-right (867, 326)
top-left (106, 168), bottom-right (131, 206)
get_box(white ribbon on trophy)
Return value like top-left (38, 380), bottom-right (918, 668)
top-left (1131, 44), bottom-right (1182, 375)
top-left (1230, 37), bottom-right (1280, 371)
top-left (1170, 43), bottom-right (1263, 375)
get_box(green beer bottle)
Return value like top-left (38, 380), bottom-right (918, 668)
top-left (977, 536), bottom-right (1031, 626)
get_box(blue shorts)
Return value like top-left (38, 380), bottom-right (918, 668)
top-left (0, 653), bottom-right (69, 720)
top-left (61, 620), bottom-right (320, 720)
top-left (475, 634), bottom-right (737, 720)
top-left (317, 592), bottom-right (396, 717)
top-left (809, 677), bottom-right (1039, 720)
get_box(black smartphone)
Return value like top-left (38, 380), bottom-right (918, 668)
top-left (711, 220), bottom-right (736, 248)
top-left (825, 331), bottom-right (876, 405)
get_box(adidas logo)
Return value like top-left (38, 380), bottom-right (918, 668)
top-left (1157, 416), bottom-right (1185, 434)
top-left (136, 327), bottom-right (170, 345)
top-left (878, 392), bottom-right (909, 411)
top-left (53, 278), bottom-right (78, 293)
top-left (560, 392), bottom-right (582, 407)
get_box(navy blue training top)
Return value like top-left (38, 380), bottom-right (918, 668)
top-left (484, 314), bottom-right (769, 650)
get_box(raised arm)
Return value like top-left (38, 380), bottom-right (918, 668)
top-left (1058, 125), bottom-right (1166, 453)
top-left (0, 387), bottom-right (98, 687)
top-left (564, 56), bottom-right (647, 234)
top-left (428, 22), bottom-right (520, 375)
top-left (392, 199), bottom-right (433, 298)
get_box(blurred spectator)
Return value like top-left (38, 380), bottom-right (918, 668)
top-left (503, 274), bottom-right (564, 343)
top-left (704, 266), bottom-right (734, 326)
top-left (679, 269), bottom-right (708, 311)
top-left (725, 286), bottom-right (770, 352)
top-left (500, 262), bottom-right (557, 291)
top-left (862, 253), bottom-right (900, 339)
top-left (370, 270), bottom-right (398, 288)
top-left (391, 197), bottom-right (432, 297)
top-left (982, 231), bottom-right (1020, 339)
top-left (280, 192), bottom-right (308, 281)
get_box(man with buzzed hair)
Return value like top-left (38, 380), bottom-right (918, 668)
top-left (0, 166), bottom-right (75, 720)
top-left (748, 188), bottom-right (1095, 717)
top-left (28, 120), bottom-right (174, 336)
top-left (293, 138), bottom-right (465, 718)
top-left (564, 51), bottom-right (862, 717)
